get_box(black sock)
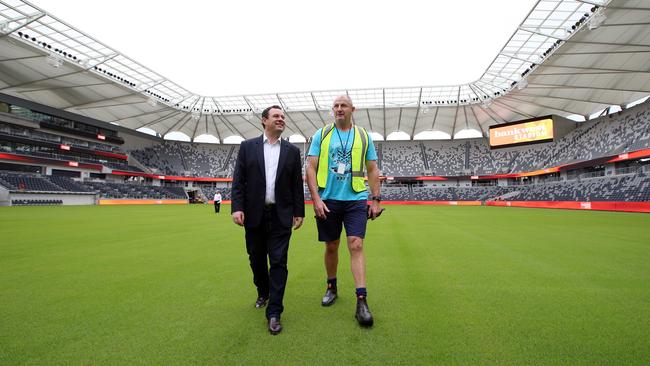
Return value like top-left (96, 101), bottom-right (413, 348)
top-left (327, 277), bottom-right (337, 291)
top-left (356, 287), bottom-right (367, 298)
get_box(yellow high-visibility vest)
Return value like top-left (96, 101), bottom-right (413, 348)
top-left (317, 123), bottom-right (369, 193)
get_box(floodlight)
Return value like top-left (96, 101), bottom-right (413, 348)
top-left (45, 53), bottom-right (63, 68)
top-left (517, 79), bottom-right (528, 90)
top-left (588, 9), bottom-right (606, 30)
top-left (0, 21), bottom-right (10, 33)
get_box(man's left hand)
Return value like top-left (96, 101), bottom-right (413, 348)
top-left (293, 217), bottom-right (304, 230)
top-left (368, 201), bottom-right (383, 220)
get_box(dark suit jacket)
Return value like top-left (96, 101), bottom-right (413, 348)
top-left (231, 136), bottom-right (305, 229)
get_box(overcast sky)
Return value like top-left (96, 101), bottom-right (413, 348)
top-left (33, 0), bottom-right (537, 96)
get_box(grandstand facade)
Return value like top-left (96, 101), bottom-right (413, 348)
top-left (1, 91), bottom-right (649, 211)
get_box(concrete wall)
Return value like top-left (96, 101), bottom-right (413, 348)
top-left (553, 115), bottom-right (579, 140)
top-left (0, 187), bottom-right (9, 206)
top-left (121, 131), bottom-right (161, 151)
top-left (9, 192), bottom-right (96, 205)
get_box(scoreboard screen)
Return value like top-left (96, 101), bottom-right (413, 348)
top-left (489, 117), bottom-right (554, 149)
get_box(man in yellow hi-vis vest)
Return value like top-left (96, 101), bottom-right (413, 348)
top-left (306, 95), bottom-right (383, 327)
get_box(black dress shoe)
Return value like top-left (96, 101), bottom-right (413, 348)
top-left (268, 317), bottom-right (282, 335)
top-left (255, 296), bottom-right (268, 308)
top-left (355, 296), bottom-right (374, 327)
top-left (321, 286), bottom-right (337, 306)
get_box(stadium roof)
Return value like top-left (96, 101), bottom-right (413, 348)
top-left (1, 0), bottom-right (649, 142)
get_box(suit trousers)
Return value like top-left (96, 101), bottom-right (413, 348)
top-left (244, 205), bottom-right (291, 319)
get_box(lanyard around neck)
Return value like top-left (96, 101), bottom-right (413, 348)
top-left (334, 126), bottom-right (353, 154)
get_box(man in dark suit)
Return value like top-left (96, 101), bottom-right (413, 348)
top-left (231, 105), bottom-right (305, 335)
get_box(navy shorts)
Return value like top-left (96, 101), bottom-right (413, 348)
top-left (316, 199), bottom-right (368, 242)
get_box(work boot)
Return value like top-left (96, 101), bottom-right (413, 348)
top-left (355, 296), bottom-right (374, 327)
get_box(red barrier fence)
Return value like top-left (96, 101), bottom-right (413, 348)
top-left (304, 200), bottom-right (482, 206)
top-left (97, 199), bottom-right (649, 212)
top-left (98, 199), bottom-right (188, 205)
top-left (486, 200), bottom-right (650, 213)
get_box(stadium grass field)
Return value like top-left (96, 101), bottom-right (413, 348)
top-left (1, 204), bottom-right (649, 365)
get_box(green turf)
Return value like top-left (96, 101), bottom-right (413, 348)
top-left (1, 204), bottom-right (649, 365)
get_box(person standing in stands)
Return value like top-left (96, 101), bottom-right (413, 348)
top-left (213, 191), bottom-right (222, 213)
top-left (305, 95), bottom-right (382, 327)
top-left (231, 105), bottom-right (305, 335)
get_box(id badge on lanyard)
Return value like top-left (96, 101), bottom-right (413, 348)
top-left (337, 162), bottom-right (346, 175)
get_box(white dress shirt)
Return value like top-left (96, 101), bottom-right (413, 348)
top-left (263, 134), bottom-right (281, 204)
top-left (213, 193), bottom-right (221, 202)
